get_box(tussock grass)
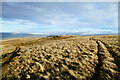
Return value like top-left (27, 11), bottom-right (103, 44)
top-left (1, 35), bottom-right (120, 80)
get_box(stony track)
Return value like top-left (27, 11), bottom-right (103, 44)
top-left (1, 35), bottom-right (120, 80)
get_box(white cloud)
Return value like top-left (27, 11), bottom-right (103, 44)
top-left (2, 19), bottom-right (41, 32)
top-left (29, 33), bottom-right (51, 35)
top-left (2, 2), bottom-right (118, 34)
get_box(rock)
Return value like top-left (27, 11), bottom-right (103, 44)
top-left (47, 35), bottom-right (61, 38)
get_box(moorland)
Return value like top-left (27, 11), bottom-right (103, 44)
top-left (1, 35), bottom-right (120, 80)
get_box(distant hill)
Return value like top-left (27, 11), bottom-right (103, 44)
top-left (0, 32), bottom-right (117, 40)
top-left (0, 32), bottom-right (32, 39)
top-left (0, 32), bottom-right (50, 39)
top-left (51, 32), bottom-right (117, 36)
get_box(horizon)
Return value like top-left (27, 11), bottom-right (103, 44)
top-left (1, 2), bottom-right (118, 34)
top-left (0, 31), bottom-right (117, 35)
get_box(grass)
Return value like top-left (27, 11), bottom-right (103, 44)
top-left (1, 35), bottom-right (120, 80)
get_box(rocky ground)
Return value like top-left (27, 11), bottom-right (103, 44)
top-left (1, 35), bottom-right (120, 80)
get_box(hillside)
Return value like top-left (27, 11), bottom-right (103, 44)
top-left (1, 35), bottom-right (120, 80)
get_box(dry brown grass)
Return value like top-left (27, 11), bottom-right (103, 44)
top-left (1, 35), bottom-right (120, 80)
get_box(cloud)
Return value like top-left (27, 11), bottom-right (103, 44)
top-left (2, 2), bottom-right (118, 34)
top-left (2, 19), bottom-right (41, 32)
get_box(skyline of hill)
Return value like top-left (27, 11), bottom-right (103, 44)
top-left (0, 32), bottom-right (117, 40)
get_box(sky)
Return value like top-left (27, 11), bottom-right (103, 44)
top-left (1, 2), bottom-right (118, 34)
